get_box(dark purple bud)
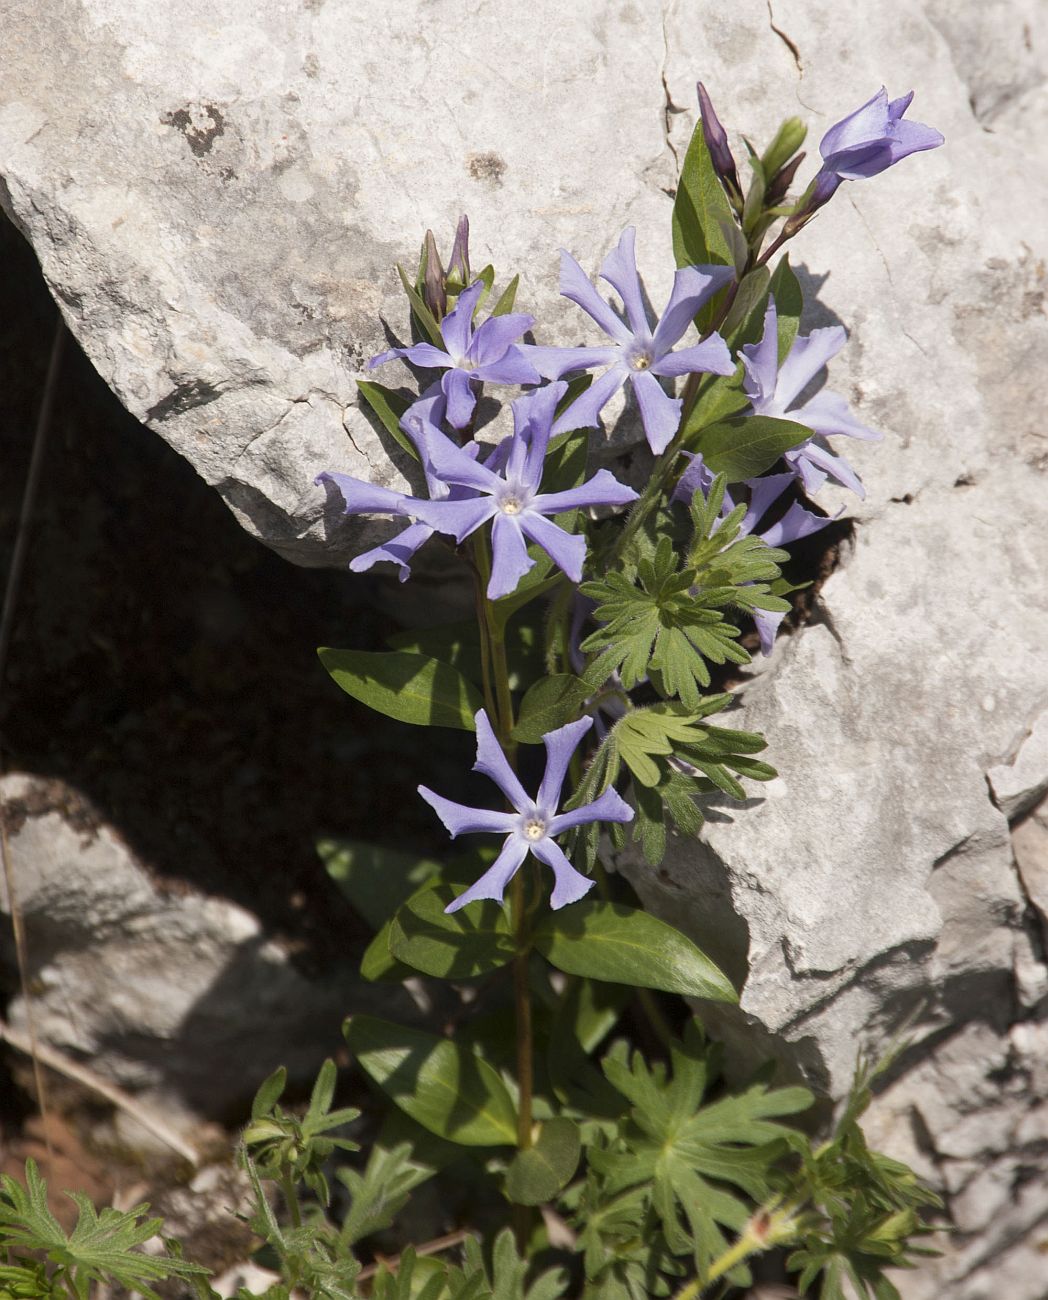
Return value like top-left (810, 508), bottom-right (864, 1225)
top-left (446, 214), bottom-right (471, 292)
top-left (422, 229), bottom-right (446, 319)
top-left (697, 82), bottom-right (741, 196)
top-left (765, 151), bottom-right (806, 207)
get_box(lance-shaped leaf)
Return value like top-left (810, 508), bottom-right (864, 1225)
top-left (318, 648), bottom-right (483, 731)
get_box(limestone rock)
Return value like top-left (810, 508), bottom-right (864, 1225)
top-left (0, 773), bottom-right (403, 1125)
top-left (3, 1), bottom-right (1048, 1293)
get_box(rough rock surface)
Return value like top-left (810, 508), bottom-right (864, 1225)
top-left (0, 774), bottom-right (405, 1127)
top-left (3, 0), bottom-right (1048, 1293)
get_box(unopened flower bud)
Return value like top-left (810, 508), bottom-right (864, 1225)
top-left (697, 81), bottom-right (740, 196)
top-left (422, 229), bottom-right (446, 319)
top-left (446, 214), bottom-right (471, 293)
top-left (765, 151), bottom-right (806, 207)
top-left (761, 116), bottom-right (807, 180)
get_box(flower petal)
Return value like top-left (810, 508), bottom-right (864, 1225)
top-left (536, 716), bottom-right (593, 815)
top-left (417, 785), bottom-right (518, 838)
top-left (548, 785), bottom-right (634, 835)
top-left (652, 265), bottom-right (734, 355)
top-left (349, 521), bottom-right (436, 580)
top-left (519, 344), bottom-right (620, 380)
top-left (739, 299), bottom-right (780, 407)
top-left (819, 88), bottom-right (890, 160)
top-left (559, 249), bottom-right (633, 345)
top-left (530, 837), bottom-right (596, 910)
top-left (370, 342), bottom-right (450, 371)
top-left (316, 470), bottom-right (423, 517)
top-left (488, 512), bottom-right (535, 599)
top-left (551, 363), bottom-right (628, 435)
top-left (790, 440), bottom-right (865, 498)
top-left (651, 335), bottom-right (734, 379)
top-left (760, 500), bottom-right (837, 548)
top-left (471, 347), bottom-right (542, 386)
top-left (793, 388), bottom-right (880, 441)
top-left (532, 468), bottom-right (639, 515)
top-left (467, 313), bottom-right (534, 367)
top-left (440, 280), bottom-right (485, 359)
top-left (629, 369), bottom-right (682, 455)
top-left (411, 495), bottom-right (497, 543)
top-left (518, 511), bottom-right (587, 584)
top-left (473, 708), bottom-right (531, 811)
top-left (775, 326), bottom-right (846, 410)
top-left (741, 472), bottom-right (794, 533)
top-left (423, 424), bottom-right (503, 494)
top-left (753, 606), bottom-right (789, 657)
top-left (598, 227), bottom-right (650, 339)
top-left (441, 367), bottom-right (478, 429)
top-left (444, 834), bottom-right (530, 913)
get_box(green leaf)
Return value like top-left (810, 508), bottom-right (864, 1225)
top-left (504, 1119), bottom-right (582, 1206)
top-left (319, 837), bottom-right (440, 932)
top-left (490, 274), bottom-right (520, 317)
top-left (397, 263), bottom-right (443, 346)
top-left (696, 414), bottom-right (811, 481)
top-left (671, 118), bottom-right (737, 331)
top-left (594, 1024), bottom-right (812, 1277)
top-left (722, 266), bottom-right (770, 343)
top-left (534, 901), bottom-right (737, 1002)
top-left (387, 618), bottom-right (542, 693)
top-left (355, 380), bottom-right (418, 460)
top-left (680, 369), bottom-right (750, 441)
top-left (768, 255), bottom-right (803, 361)
top-left (389, 884), bottom-right (516, 979)
top-left (251, 1066), bottom-right (288, 1120)
top-left (318, 648), bottom-right (483, 731)
top-left (346, 1015), bottom-right (518, 1147)
top-left (512, 675), bottom-right (590, 744)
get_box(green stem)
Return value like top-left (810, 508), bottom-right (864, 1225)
top-left (280, 1172), bottom-right (303, 1230)
top-left (671, 1233), bottom-right (757, 1300)
top-left (471, 532), bottom-right (534, 1243)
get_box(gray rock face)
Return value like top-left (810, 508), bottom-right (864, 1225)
top-left (0, 774), bottom-right (403, 1125)
top-left (3, 0), bottom-right (1048, 1292)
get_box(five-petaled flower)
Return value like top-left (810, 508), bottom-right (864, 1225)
top-left (740, 298), bottom-right (881, 498)
top-left (410, 382), bottom-right (638, 599)
top-left (419, 709), bottom-right (633, 913)
top-left (369, 280), bottom-right (540, 429)
top-left (523, 227), bottom-right (735, 454)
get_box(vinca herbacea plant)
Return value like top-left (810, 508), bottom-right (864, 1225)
top-left (1, 86), bottom-right (945, 1300)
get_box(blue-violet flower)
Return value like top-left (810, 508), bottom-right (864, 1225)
top-left (369, 280), bottom-right (540, 429)
top-left (740, 297), bottom-right (880, 498)
top-left (810, 87), bottom-right (944, 209)
top-left (523, 227), bottom-right (735, 454)
top-left (410, 382), bottom-right (638, 599)
top-left (419, 709), bottom-right (633, 912)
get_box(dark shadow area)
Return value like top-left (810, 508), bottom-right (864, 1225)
top-left (0, 210), bottom-right (476, 982)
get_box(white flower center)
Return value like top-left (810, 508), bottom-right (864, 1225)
top-left (500, 495), bottom-right (522, 515)
top-left (629, 350), bottom-right (653, 371)
top-left (523, 816), bottom-right (547, 841)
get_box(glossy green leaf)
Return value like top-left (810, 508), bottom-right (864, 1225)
top-left (696, 414), bottom-right (811, 481)
top-left (397, 263), bottom-right (443, 346)
top-left (318, 648), bottom-right (483, 731)
top-left (490, 274), bottom-right (520, 317)
top-left (355, 380), bottom-right (418, 460)
top-left (504, 1118), bottom-right (581, 1206)
top-left (389, 884), bottom-right (516, 979)
top-left (672, 119), bottom-right (737, 331)
top-left (769, 255), bottom-right (803, 361)
top-left (723, 265), bottom-right (771, 344)
top-left (681, 369), bottom-right (750, 442)
top-left (534, 901), bottom-right (737, 1002)
top-left (387, 619), bottom-right (542, 692)
top-left (512, 674), bottom-right (590, 744)
top-left (346, 1015), bottom-right (518, 1147)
